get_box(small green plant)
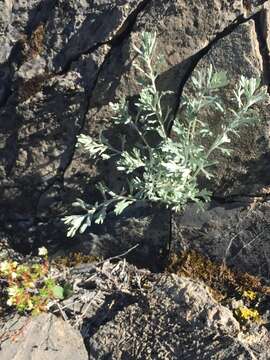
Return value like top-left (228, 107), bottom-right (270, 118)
top-left (0, 248), bottom-right (65, 314)
top-left (63, 32), bottom-right (267, 237)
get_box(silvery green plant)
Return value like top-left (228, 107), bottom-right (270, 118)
top-left (63, 32), bottom-right (267, 238)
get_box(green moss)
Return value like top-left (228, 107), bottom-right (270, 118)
top-left (168, 250), bottom-right (270, 325)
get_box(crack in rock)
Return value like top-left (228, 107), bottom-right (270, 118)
top-left (0, 0), bottom-right (58, 109)
top-left (34, 0), bottom-right (152, 216)
top-left (254, 4), bottom-right (270, 89)
top-left (53, 0), bottom-right (151, 74)
top-left (171, 9), bottom-right (267, 129)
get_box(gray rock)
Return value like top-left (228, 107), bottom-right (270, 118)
top-left (0, 0), bottom-right (145, 220)
top-left (0, 313), bottom-right (88, 360)
top-left (85, 269), bottom-right (270, 359)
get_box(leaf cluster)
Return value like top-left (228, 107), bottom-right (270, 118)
top-left (63, 32), bottom-right (268, 237)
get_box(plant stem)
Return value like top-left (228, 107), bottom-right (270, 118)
top-left (168, 207), bottom-right (172, 255)
top-left (146, 58), bottom-right (168, 140)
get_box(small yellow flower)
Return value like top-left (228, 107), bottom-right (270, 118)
top-left (0, 261), bottom-right (9, 273)
top-left (11, 271), bottom-right (17, 280)
top-left (12, 261), bottom-right (18, 268)
top-left (27, 299), bottom-right (34, 310)
top-left (38, 247), bottom-right (48, 257)
top-left (7, 298), bottom-right (14, 307)
top-left (242, 290), bottom-right (257, 301)
top-left (8, 286), bottom-right (18, 297)
top-left (235, 306), bottom-right (260, 322)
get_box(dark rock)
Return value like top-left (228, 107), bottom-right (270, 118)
top-left (52, 203), bottom-right (170, 272)
top-left (173, 200), bottom-right (270, 280)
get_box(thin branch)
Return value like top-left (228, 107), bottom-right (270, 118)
top-left (229, 230), bottom-right (265, 263)
top-left (97, 244), bottom-right (140, 265)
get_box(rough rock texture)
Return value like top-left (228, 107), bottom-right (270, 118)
top-left (173, 200), bottom-right (270, 280)
top-left (1, 259), bottom-right (270, 360)
top-left (1, 0), bottom-right (270, 260)
top-left (0, 313), bottom-right (88, 360)
top-left (72, 261), bottom-right (270, 359)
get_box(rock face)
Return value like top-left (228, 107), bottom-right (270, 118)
top-left (182, 18), bottom-right (270, 198)
top-left (2, 2), bottom-right (270, 358)
top-left (173, 200), bottom-right (270, 279)
top-left (1, 0), bottom-right (270, 259)
top-left (53, 203), bottom-right (170, 272)
top-left (92, 276), bottom-right (268, 359)
top-left (62, 260), bottom-right (270, 360)
top-left (0, 313), bottom-right (88, 360)
top-left (89, 276), bottom-right (240, 359)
